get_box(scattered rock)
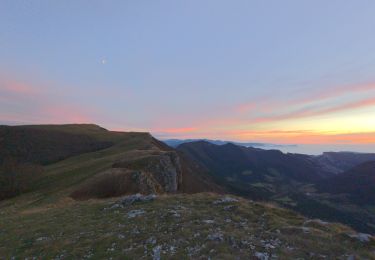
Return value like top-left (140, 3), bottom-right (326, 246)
top-left (152, 245), bottom-right (161, 260)
top-left (167, 245), bottom-right (177, 255)
top-left (131, 228), bottom-right (140, 234)
top-left (313, 219), bottom-right (329, 225)
top-left (254, 252), bottom-right (269, 260)
top-left (36, 236), bottom-right (49, 242)
top-left (193, 232), bottom-right (201, 238)
top-left (264, 243), bottom-right (276, 249)
top-left (167, 209), bottom-right (181, 218)
top-left (83, 249), bottom-right (94, 259)
top-left (146, 237), bottom-right (157, 245)
top-left (127, 209), bottom-right (146, 218)
top-left (348, 233), bottom-right (373, 242)
top-left (213, 196), bottom-right (239, 205)
top-left (224, 205), bottom-right (237, 211)
top-left (225, 218), bottom-right (232, 223)
top-left (109, 203), bottom-right (121, 209)
top-left (107, 243), bottom-right (116, 252)
top-left (346, 255), bottom-right (355, 260)
top-left (304, 219), bottom-right (329, 226)
top-left (302, 227), bottom-right (310, 233)
top-left (187, 245), bottom-right (204, 256)
top-left (104, 194), bottom-right (157, 211)
top-left (202, 219), bottom-right (215, 224)
top-left (119, 193), bottom-right (157, 207)
top-left (240, 239), bottom-right (250, 247)
top-left (207, 232), bottom-right (224, 242)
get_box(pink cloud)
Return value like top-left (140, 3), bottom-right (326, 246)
top-left (154, 127), bottom-right (198, 134)
top-left (0, 76), bottom-right (95, 125)
top-left (0, 80), bottom-right (36, 95)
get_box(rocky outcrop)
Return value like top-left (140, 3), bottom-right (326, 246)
top-left (71, 150), bottom-right (183, 199)
top-left (70, 168), bottom-right (163, 199)
top-left (113, 151), bottom-right (182, 193)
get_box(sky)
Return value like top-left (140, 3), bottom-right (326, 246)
top-left (1, 1), bottom-right (375, 151)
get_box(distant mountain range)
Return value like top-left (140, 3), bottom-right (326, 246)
top-left (163, 138), bottom-right (296, 149)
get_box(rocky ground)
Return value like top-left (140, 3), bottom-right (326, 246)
top-left (1, 193), bottom-right (374, 259)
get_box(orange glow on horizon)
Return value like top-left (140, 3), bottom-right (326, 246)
top-left (156, 129), bottom-right (375, 145)
top-left (228, 130), bottom-right (375, 144)
top-left (156, 127), bottom-right (198, 134)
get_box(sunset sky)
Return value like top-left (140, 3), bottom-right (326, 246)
top-left (1, 1), bottom-right (375, 148)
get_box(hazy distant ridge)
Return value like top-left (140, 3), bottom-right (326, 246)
top-left (162, 138), bottom-right (296, 149)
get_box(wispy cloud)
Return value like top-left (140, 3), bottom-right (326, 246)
top-left (0, 75), bottom-right (95, 124)
top-left (0, 79), bottom-right (37, 95)
top-left (236, 82), bottom-right (375, 118)
top-left (153, 127), bottom-right (198, 136)
top-left (250, 96), bottom-right (375, 124)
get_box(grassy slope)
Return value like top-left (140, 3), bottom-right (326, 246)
top-left (0, 124), bottom-right (157, 208)
top-left (0, 193), bottom-right (374, 259)
top-left (30, 131), bottom-right (157, 204)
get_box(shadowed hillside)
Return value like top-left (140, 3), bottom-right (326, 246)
top-left (0, 124), bottom-right (115, 165)
top-left (317, 161), bottom-right (375, 205)
top-left (177, 141), bottom-right (375, 234)
top-left (177, 141), bottom-right (329, 184)
top-left (312, 152), bottom-right (375, 175)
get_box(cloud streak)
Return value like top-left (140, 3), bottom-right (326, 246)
top-left (237, 82), bottom-right (375, 117)
top-left (0, 78), bottom-right (38, 95)
top-left (251, 96), bottom-right (375, 124)
top-left (0, 76), bottom-right (95, 124)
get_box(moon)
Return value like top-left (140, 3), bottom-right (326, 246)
top-left (101, 58), bottom-right (107, 65)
